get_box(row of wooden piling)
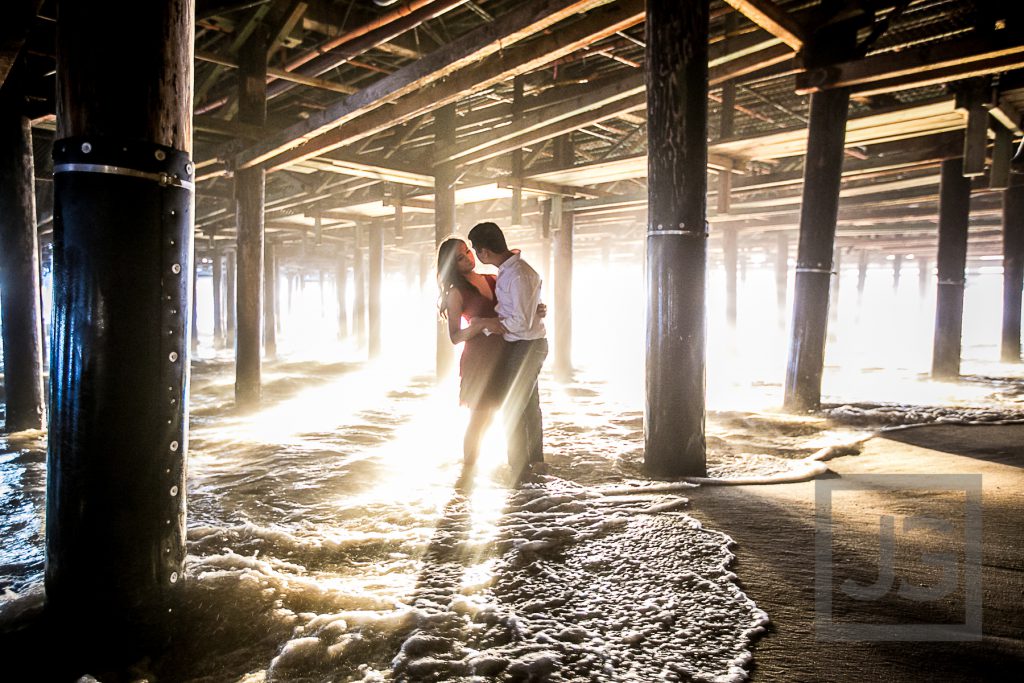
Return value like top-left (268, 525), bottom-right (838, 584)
top-left (0, 0), bottom-right (1021, 648)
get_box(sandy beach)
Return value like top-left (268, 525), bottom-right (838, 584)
top-left (688, 423), bottom-right (1024, 682)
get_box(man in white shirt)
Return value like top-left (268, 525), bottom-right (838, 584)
top-left (468, 222), bottom-right (548, 482)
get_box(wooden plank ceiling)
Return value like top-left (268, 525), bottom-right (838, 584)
top-left (9, 0), bottom-right (1024, 259)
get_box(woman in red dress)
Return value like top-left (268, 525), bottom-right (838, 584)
top-left (437, 237), bottom-right (507, 471)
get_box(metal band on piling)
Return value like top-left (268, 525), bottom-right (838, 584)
top-left (55, 162), bottom-right (195, 192)
top-left (648, 222), bottom-right (709, 237)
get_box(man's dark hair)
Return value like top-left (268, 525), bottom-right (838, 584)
top-left (468, 222), bottom-right (508, 254)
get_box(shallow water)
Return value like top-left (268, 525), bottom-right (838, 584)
top-left (5, 352), bottom-right (1024, 681)
top-left (4, 262), bottom-right (1024, 680)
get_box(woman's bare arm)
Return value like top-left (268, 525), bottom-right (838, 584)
top-left (446, 289), bottom-right (500, 344)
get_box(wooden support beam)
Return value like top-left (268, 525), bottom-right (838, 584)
top-left (0, 81), bottom-right (45, 431)
top-left (439, 73), bottom-right (646, 166)
top-left (249, 0), bottom-right (646, 172)
top-left (226, 249), bottom-right (236, 346)
top-left (368, 223), bottom-right (383, 359)
top-left (498, 178), bottom-right (602, 199)
top-left (1002, 177), bottom-right (1024, 362)
top-left (47, 0), bottom-right (194, 644)
top-left (796, 31), bottom-right (1024, 97)
top-left (384, 194), bottom-right (434, 210)
top-left (722, 0), bottom-right (804, 51)
top-left (195, 50), bottom-right (357, 95)
top-left (267, 0), bottom-right (307, 61)
top-left (711, 99), bottom-right (963, 161)
top-left (434, 103), bottom-right (456, 378)
top-left (236, 0), bottom-right (614, 170)
top-left (267, 0), bottom-right (469, 102)
top-left (464, 92), bottom-right (647, 169)
top-left (717, 166), bottom-right (733, 213)
top-left (784, 86), bottom-right (850, 411)
top-left (212, 243), bottom-right (224, 347)
top-left (511, 75), bottom-right (525, 225)
top-left (528, 149), bottom-right (740, 186)
top-left (990, 123), bottom-right (1015, 190)
top-left (263, 240), bottom-right (277, 358)
top-left (235, 25), bottom-right (269, 407)
top-left (959, 79), bottom-right (991, 177)
top-left (0, 0), bottom-right (44, 89)
top-left (553, 134), bottom-right (574, 382)
top-left (990, 96), bottom-right (1022, 135)
top-left (292, 156), bottom-right (434, 187)
top-left (723, 226), bottom-right (738, 326)
top-left (776, 232), bottom-right (789, 315)
top-left (645, 0), bottom-right (709, 477)
top-left (352, 235), bottom-right (367, 346)
top-left (336, 252), bottom-right (348, 339)
top-left (709, 42), bottom-right (792, 86)
top-left (932, 157), bottom-right (972, 378)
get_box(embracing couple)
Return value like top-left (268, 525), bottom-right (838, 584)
top-left (436, 222), bottom-right (548, 485)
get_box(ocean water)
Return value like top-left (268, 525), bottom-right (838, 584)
top-left (2, 259), bottom-right (1023, 680)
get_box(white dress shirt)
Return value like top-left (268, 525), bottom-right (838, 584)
top-left (495, 252), bottom-right (546, 341)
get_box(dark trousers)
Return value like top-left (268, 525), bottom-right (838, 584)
top-left (503, 338), bottom-right (548, 476)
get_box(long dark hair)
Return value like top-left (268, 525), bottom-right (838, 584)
top-left (437, 237), bottom-right (472, 319)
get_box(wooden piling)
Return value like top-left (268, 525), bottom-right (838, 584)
top-left (892, 253), bottom-right (903, 290)
top-left (829, 246), bottom-right (842, 327)
top-left (1001, 176), bottom-right (1024, 362)
top-left (776, 232), bottom-right (788, 316)
top-left (511, 75), bottom-right (525, 226)
top-left (368, 223), bottom-right (383, 359)
top-left (644, 0), bottom-right (709, 477)
top-left (336, 252), bottom-right (349, 339)
top-left (783, 87), bottom-right (850, 411)
top-left (263, 240), bottom-right (277, 358)
top-left (553, 134), bottom-right (574, 382)
top-left (856, 250), bottom-right (868, 301)
top-left (0, 79), bottom-right (46, 431)
top-left (235, 26), bottom-right (268, 406)
top-left (47, 0), bottom-right (194, 642)
top-left (225, 248), bottom-right (236, 347)
top-left (353, 236), bottom-right (367, 346)
top-left (434, 104), bottom-right (456, 378)
top-left (723, 226), bottom-right (738, 327)
top-left (932, 157), bottom-right (972, 378)
top-left (212, 243), bottom-right (224, 348)
top-left (191, 253), bottom-right (199, 353)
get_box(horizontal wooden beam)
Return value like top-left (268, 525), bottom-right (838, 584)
top-left (796, 32), bottom-right (1024, 96)
top-left (528, 148), bottom-right (742, 186)
top-left (722, 0), bottom-right (804, 51)
top-left (710, 41), bottom-right (793, 86)
top-left (256, 0), bottom-right (646, 172)
top-left (195, 49), bottom-right (357, 96)
top-left (0, 0), bottom-right (43, 88)
top-left (712, 99), bottom-right (963, 161)
top-left (448, 93), bottom-right (647, 168)
top-left (236, 0), bottom-right (611, 170)
top-left (498, 178), bottom-right (607, 199)
top-left (990, 96), bottom-right (1023, 134)
top-left (439, 72), bottom-right (644, 164)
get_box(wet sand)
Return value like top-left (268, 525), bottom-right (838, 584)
top-left (687, 423), bottom-right (1024, 682)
